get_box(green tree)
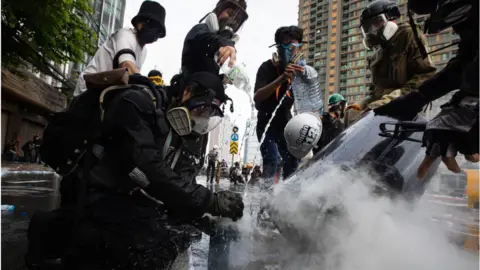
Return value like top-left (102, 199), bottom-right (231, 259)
top-left (2, 0), bottom-right (98, 89)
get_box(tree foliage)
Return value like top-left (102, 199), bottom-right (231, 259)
top-left (1, 0), bottom-right (98, 89)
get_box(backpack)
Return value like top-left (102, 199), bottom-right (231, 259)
top-left (40, 69), bottom-right (167, 176)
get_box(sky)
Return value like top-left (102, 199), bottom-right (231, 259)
top-left (123, 0), bottom-right (299, 142)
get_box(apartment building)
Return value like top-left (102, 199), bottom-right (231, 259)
top-left (298, 0), bottom-right (459, 105)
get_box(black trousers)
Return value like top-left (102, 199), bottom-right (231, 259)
top-left (206, 162), bottom-right (216, 182)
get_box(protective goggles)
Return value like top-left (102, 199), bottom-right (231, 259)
top-left (360, 14), bottom-right (388, 37)
top-left (270, 42), bottom-right (303, 50)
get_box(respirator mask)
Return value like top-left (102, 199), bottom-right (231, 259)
top-left (277, 42), bottom-right (303, 69)
top-left (166, 89), bottom-right (224, 136)
top-left (360, 14), bottom-right (398, 50)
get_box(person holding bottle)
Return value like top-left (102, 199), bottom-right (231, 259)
top-left (253, 26), bottom-right (305, 186)
top-left (167, 0), bottom-right (249, 186)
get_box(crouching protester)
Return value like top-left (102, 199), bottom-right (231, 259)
top-left (26, 70), bottom-right (244, 269)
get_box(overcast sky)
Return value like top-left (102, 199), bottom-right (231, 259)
top-left (123, 0), bottom-right (299, 141)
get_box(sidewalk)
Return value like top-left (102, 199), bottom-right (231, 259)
top-left (1, 161), bottom-right (53, 174)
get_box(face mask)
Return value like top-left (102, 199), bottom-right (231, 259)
top-left (278, 47), bottom-right (293, 69)
top-left (191, 115), bottom-right (211, 135)
top-left (137, 25), bottom-right (160, 46)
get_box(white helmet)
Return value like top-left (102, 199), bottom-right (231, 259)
top-left (284, 112), bottom-right (323, 159)
top-left (213, 145), bottom-right (218, 150)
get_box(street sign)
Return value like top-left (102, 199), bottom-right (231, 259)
top-left (229, 141), bottom-right (238, 154)
top-left (232, 126), bottom-right (239, 133)
top-left (231, 133), bottom-right (239, 141)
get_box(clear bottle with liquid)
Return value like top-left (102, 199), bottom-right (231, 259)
top-left (215, 54), bottom-right (251, 93)
top-left (291, 54), bottom-right (324, 116)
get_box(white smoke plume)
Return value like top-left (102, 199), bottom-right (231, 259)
top-left (229, 163), bottom-right (479, 270)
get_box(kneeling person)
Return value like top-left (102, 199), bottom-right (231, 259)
top-left (27, 72), bottom-right (244, 269)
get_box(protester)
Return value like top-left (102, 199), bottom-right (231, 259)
top-left (169, 0), bottom-right (249, 186)
top-left (374, 0), bottom-right (479, 178)
top-left (206, 145), bottom-right (219, 183)
top-left (147, 69), bottom-right (165, 86)
top-left (74, 1), bottom-right (166, 96)
top-left (345, 0), bottom-right (436, 127)
top-left (254, 26), bottom-right (305, 185)
top-left (26, 72), bottom-right (244, 269)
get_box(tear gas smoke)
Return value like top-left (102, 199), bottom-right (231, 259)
top-left (228, 164), bottom-right (478, 269)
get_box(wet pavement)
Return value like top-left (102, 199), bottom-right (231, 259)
top-left (0, 162), bottom-right (245, 270)
top-left (2, 163), bottom-right (59, 270)
top-left (1, 163), bottom-right (478, 269)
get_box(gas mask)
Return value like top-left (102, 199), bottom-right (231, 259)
top-left (277, 42), bottom-right (303, 69)
top-left (166, 95), bottom-right (224, 136)
top-left (360, 14), bottom-right (399, 50)
top-left (137, 24), bottom-right (163, 46)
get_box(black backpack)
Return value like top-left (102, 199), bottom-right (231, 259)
top-left (40, 71), bottom-right (166, 176)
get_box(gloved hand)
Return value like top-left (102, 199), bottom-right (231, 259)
top-left (208, 190), bottom-right (244, 221)
top-left (373, 91), bottom-right (429, 121)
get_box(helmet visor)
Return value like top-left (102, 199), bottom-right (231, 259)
top-left (189, 98), bottom-right (224, 135)
top-left (214, 1), bottom-right (249, 33)
top-left (360, 14), bottom-right (387, 36)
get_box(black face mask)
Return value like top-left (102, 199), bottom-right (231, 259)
top-left (137, 25), bottom-right (160, 46)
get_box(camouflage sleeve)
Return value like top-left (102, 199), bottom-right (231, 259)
top-left (401, 25), bottom-right (437, 95)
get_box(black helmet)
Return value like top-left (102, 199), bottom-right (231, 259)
top-left (360, 0), bottom-right (400, 27)
top-left (213, 0), bottom-right (248, 33)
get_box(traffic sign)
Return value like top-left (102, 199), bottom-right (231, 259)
top-left (229, 141), bottom-right (238, 154)
top-left (231, 133), bottom-right (239, 141)
top-left (232, 126), bottom-right (239, 133)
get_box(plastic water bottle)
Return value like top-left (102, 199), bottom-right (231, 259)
top-left (1, 205), bottom-right (15, 211)
top-left (215, 54), bottom-right (251, 93)
top-left (291, 58), bottom-right (324, 116)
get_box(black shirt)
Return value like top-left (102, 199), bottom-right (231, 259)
top-left (181, 24), bottom-right (235, 76)
top-left (254, 60), bottom-right (294, 139)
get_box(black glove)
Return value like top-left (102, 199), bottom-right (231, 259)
top-left (208, 190), bottom-right (244, 221)
top-left (373, 91), bottom-right (429, 121)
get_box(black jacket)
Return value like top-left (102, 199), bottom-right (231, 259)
top-left (181, 23), bottom-right (235, 76)
top-left (90, 88), bottom-right (213, 219)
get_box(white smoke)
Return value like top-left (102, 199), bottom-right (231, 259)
top-left (230, 164), bottom-right (478, 270)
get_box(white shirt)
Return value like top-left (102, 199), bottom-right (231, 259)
top-left (74, 28), bottom-right (147, 96)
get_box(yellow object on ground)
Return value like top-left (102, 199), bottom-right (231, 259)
top-left (464, 169), bottom-right (479, 252)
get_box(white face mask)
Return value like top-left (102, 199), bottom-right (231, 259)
top-left (167, 105), bottom-right (223, 136)
top-left (361, 14), bottom-right (399, 50)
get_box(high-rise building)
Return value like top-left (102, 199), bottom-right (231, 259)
top-left (298, 0), bottom-right (459, 105)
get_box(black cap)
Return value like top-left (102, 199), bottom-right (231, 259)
top-left (273, 26), bottom-right (303, 45)
top-left (185, 72), bottom-right (226, 103)
top-left (131, 1), bottom-right (166, 38)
